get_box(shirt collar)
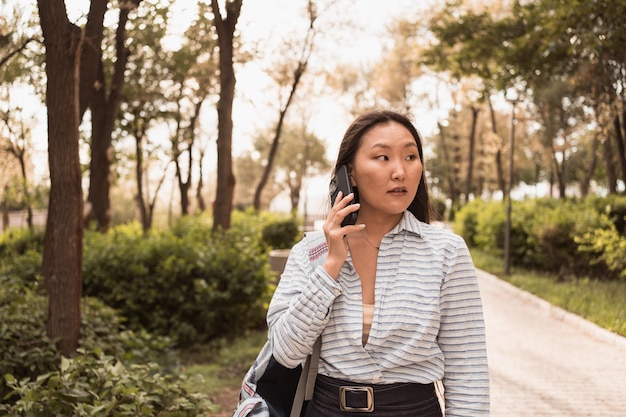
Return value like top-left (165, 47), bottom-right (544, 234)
top-left (389, 211), bottom-right (423, 237)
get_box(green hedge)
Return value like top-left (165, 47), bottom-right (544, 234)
top-left (83, 212), bottom-right (274, 347)
top-left (454, 196), bottom-right (625, 280)
top-left (1, 211), bottom-right (290, 348)
top-left (261, 217), bottom-right (300, 249)
top-left (2, 350), bottom-right (210, 417)
top-left (0, 273), bottom-right (203, 412)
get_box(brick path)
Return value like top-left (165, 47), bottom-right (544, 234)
top-left (477, 270), bottom-right (626, 416)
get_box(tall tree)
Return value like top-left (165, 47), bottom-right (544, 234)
top-left (252, 0), bottom-right (320, 210)
top-left (253, 121), bottom-right (329, 212)
top-left (37, 0), bottom-right (85, 356)
top-left (167, 2), bottom-right (218, 216)
top-left (423, 8), bottom-right (510, 198)
top-left (211, 0), bottom-right (242, 231)
top-left (0, 101), bottom-right (34, 229)
top-left (85, 0), bottom-right (142, 232)
top-left (116, 0), bottom-right (171, 230)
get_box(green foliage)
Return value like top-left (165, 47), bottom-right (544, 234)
top-left (586, 195), bottom-right (626, 236)
top-left (0, 275), bottom-right (58, 401)
top-left (473, 201), bottom-right (506, 255)
top-left (0, 228), bottom-right (45, 284)
top-left (261, 217), bottom-right (300, 249)
top-left (576, 228), bottom-right (626, 280)
top-left (452, 199), bottom-right (481, 246)
top-left (180, 329), bottom-right (267, 396)
top-left (455, 197), bottom-right (622, 280)
top-left (527, 200), bottom-right (613, 278)
top-left (0, 227), bottom-right (44, 260)
top-left (1, 349), bottom-right (212, 416)
top-left (0, 272), bottom-right (177, 405)
top-left (83, 215), bottom-right (274, 347)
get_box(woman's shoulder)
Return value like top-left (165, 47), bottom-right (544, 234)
top-left (417, 221), bottom-right (467, 246)
top-left (289, 230), bottom-right (328, 265)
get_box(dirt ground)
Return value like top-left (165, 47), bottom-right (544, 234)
top-left (208, 386), bottom-right (240, 417)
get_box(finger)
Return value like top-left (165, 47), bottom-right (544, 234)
top-left (333, 190), bottom-right (343, 205)
top-left (331, 193), bottom-right (355, 213)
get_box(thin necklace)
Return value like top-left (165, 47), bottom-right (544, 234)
top-left (361, 230), bottom-right (380, 250)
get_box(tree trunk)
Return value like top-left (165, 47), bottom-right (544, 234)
top-left (18, 155), bottom-right (33, 229)
top-left (86, 5), bottom-right (134, 232)
top-left (551, 147), bottom-right (566, 198)
top-left (602, 135), bottom-right (618, 194)
top-left (211, 0), bottom-right (241, 231)
top-left (174, 99), bottom-right (203, 216)
top-left (134, 124), bottom-right (149, 232)
top-left (37, 0), bottom-right (84, 357)
top-left (196, 148), bottom-right (207, 212)
top-left (78, 0), bottom-right (108, 118)
top-left (253, 61), bottom-right (307, 211)
top-left (613, 114), bottom-right (626, 189)
top-left (437, 121), bottom-right (458, 206)
top-left (487, 96), bottom-right (505, 195)
top-left (1, 186), bottom-right (8, 231)
top-left (465, 106), bottom-right (479, 203)
top-left (580, 134), bottom-right (599, 196)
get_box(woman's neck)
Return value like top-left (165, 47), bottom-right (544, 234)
top-left (356, 211), bottom-right (403, 239)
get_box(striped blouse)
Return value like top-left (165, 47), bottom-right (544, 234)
top-left (267, 211), bottom-right (490, 416)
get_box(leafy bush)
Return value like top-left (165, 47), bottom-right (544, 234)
top-left (576, 227), bottom-right (626, 280)
top-left (0, 272), bottom-right (179, 405)
top-left (83, 215), bottom-right (273, 347)
top-left (529, 200), bottom-right (613, 278)
top-left (0, 228), bottom-right (44, 284)
top-left (454, 197), bottom-right (619, 280)
top-left (0, 275), bottom-right (58, 400)
top-left (1, 349), bottom-right (211, 417)
top-left (473, 201), bottom-right (506, 255)
top-left (261, 217), bottom-right (300, 249)
top-left (452, 199), bottom-right (482, 247)
top-left (587, 195), bottom-right (626, 236)
top-left (0, 280), bottom-right (169, 393)
top-left (0, 228), bottom-right (44, 259)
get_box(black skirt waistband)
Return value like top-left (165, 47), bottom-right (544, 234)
top-left (313, 374), bottom-right (437, 412)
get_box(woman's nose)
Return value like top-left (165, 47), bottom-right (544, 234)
top-left (391, 162), bottom-right (406, 180)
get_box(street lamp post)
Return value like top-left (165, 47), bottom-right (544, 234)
top-left (504, 94), bottom-right (517, 275)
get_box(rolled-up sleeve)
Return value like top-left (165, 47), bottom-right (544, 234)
top-left (438, 237), bottom-right (490, 416)
top-left (267, 236), bottom-right (341, 368)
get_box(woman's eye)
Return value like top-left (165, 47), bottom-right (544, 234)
top-left (375, 155), bottom-right (388, 161)
top-left (406, 154), bottom-right (417, 161)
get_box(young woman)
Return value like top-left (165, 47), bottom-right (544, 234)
top-left (267, 110), bottom-right (489, 416)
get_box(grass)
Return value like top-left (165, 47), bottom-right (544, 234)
top-left (179, 329), bottom-right (267, 415)
top-left (470, 249), bottom-right (626, 337)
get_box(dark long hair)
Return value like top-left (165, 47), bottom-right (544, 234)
top-left (330, 110), bottom-right (432, 224)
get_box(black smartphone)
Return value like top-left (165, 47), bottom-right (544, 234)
top-left (330, 165), bottom-right (359, 226)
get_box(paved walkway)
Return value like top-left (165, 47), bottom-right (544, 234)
top-left (477, 269), bottom-right (626, 416)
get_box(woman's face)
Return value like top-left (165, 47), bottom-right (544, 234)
top-left (349, 121), bottom-right (423, 222)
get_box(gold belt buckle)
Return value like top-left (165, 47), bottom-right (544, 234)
top-left (339, 386), bottom-right (374, 412)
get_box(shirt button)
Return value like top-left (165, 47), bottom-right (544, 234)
top-left (372, 375), bottom-right (381, 383)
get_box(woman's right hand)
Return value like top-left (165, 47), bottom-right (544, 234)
top-left (322, 192), bottom-right (364, 280)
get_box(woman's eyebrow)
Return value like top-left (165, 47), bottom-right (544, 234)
top-left (369, 141), bottom-right (417, 149)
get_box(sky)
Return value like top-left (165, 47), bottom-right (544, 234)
top-left (18, 0), bottom-right (441, 217)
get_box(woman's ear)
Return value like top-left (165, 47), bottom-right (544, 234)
top-left (348, 164), bottom-right (357, 187)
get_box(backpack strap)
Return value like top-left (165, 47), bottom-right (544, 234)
top-left (290, 231), bottom-right (327, 416)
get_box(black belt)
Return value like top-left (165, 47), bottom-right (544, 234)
top-left (314, 374), bottom-right (436, 413)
